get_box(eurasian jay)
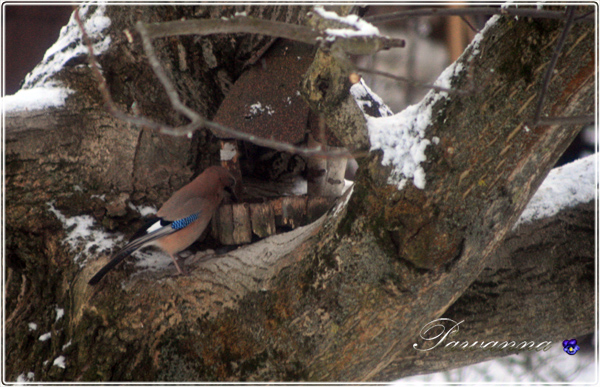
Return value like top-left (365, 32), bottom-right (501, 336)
top-left (88, 166), bottom-right (236, 285)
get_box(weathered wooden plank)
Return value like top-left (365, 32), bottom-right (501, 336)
top-left (212, 204), bottom-right (234, 245)
top-left (249, 202), bottom-right (276, 238)
top-left (232, 203), bottom-right (252, 244)
top-left (275, 196), bottom-right (307, 229)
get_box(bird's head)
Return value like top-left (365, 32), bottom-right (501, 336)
top-left (209, 166), bottom-right (238, 202)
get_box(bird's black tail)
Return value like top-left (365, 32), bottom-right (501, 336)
top-left (88, 247), bottom-right (137, 285)
top-left (88, 216), bottom-right (181, 285)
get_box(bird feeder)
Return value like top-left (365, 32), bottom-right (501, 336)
top-left (208, 39), bottom-right (348, 245)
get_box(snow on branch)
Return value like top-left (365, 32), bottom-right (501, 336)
top-left (3, 4), bottom-right (110, 113)
top-left (515, 153), bottom-right (597, 228)
top-left (352, 16), bottom-right (502, 190)
top-left (312, 6), bottom-right (381, 38)
top-left (352, 52), bottom-right (463, 190)
top-left (47, 202), bottom-right (122, 266)
top-left (3, 87), bottom-right (72, 113)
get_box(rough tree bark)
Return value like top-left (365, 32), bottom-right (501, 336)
top-left (4, 4), bottom-right (595, 382)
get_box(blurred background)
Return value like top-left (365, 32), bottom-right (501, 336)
top-left (4, 5), bottom-right (72, 95)
top-left (3, 4), bottom-right (596, 384)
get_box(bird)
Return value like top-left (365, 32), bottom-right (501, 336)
top-left (88, 166), bottom-right (237, 285)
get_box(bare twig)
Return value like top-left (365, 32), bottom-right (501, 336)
top-left (364, 6), bottom-right (594, 24)
top-left (142, 15), bottom-right (405, 56)
top-left (135, 22), bottom-right (203, 125)
top-left (75, 9), bottom-right (180, 132)
top-left (144, 17), bottom-right (321, 44)
top-left (574, 10), bottom-right (595, 22)
top-left (460, 15), bottom-right (480, 34)
top-left (532, 7), bottom-right (576, 126)
top-left (75, 9), bottom-right (358, 159)
top-left (355, 66), bottom-right (473, 95)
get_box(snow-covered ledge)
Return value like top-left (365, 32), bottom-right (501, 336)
top-left (515, 153), bottom-right (597, 228)
top-left (2, 4), bottom-right (110, 113)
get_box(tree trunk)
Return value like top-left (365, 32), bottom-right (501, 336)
top-left (4, 5), bottom-right (594, 382)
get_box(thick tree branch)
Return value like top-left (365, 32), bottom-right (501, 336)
top-left (375, 200), bottom-right (595, 380)
top-left (143, 13), bottom-right (405, 55)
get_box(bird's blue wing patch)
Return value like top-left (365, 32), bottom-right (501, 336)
top-left (170, 213), bottom-right (200, 230)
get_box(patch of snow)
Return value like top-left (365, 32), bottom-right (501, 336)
top-left (397, 342), bottom-right (596, 383)
top-left (313, 6), bottom-right (380, 38)
top-left (52, 356), bottom-right (66, 369)
top-left (39, 332), bottom-right (52, 342)
top-left (3, 87), bottom-right (73, 113)
top-left (16, 372), bottom-right (35, 383)
top-left (55, 307), bottom-right (65, 322)
top-left (28, 322), bottom-right (38, 331)
top-left (62, 340), bottom-right (72, 351)
top-left (128, 202), bottom-right (157, 217)
top-left (464, 15), bottom-right (500, 61)
top-left (248, 102), bottom-right (274, 117)
top-left (132, 249), bottom-right (174, 272)
top-left (515, 154), bottom-right (596, 227)
top-left (364, 92), bottom-right (439, 189)
top-left (362, 15), bottom-right (501, 190)
top-left (47, 202), bottom-right (123, 265)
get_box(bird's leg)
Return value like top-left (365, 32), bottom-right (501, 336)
top-left (169, 253), bottom-right (189, 276)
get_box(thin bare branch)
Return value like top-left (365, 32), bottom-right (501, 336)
top-left (460, 15), bottom-right (480, 34)
top-left (532, 7), bottom-right (576, 126)
top-left (355, 66), bottom-right (473, 95)
top-left (75, 8), bottom-right (359, 160)
top-left (74, 8), bottom-right (180, 132)
top-left (141, 15), bottom-right (405, 56)
top-left (364, 6), bottom-right (594, 24)
top-left (574, 10), bottom-right (595, 22)
top-left (144, 16), bottom-right (321, 44)
top-left (135, 22), bottom-right (204, 125)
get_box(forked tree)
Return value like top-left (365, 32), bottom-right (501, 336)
top-left (4, 4), bottom-right (595, 382)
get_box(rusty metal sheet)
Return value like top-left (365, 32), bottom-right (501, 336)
top-left (212, 39), bottom-right (314, 145)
